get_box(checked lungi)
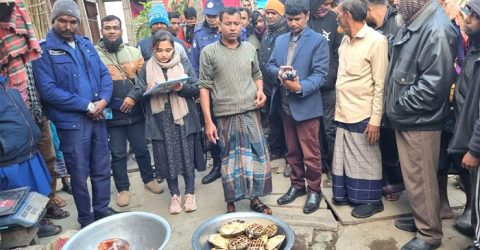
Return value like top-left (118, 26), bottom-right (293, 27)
top-left (217, 110), bottom-right (272, 202)
top-left (332, 119), bottom-right (383, 204)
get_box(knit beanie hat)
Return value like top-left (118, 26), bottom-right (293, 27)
top-left (51, 0), bottom-right (81, 24)
top-left (148, 4), bottom-right (170, 28)
top-left (467, 0), bottom-right (480, 16)
top-left (398, 0), bottom-right (431, 26)
top-left (266, 0), bottom-right (285, 16)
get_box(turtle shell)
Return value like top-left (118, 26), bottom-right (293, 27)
top-left (266, 235), bottom-right (286, 250)
top-left (208, 233), bottom-right (230, 249)
top-left (262, 224), bottom-right (278, 238)
top-left (219, 219), bottom-right (248, 237)
top-left (245, 223), bottom-right (264, 239)
top-left (258, 234), bottom-right (269, 244)
top-left (247, 239), bottom-right (266, 250)
top-left (227, 235), bottom-right (250, 250)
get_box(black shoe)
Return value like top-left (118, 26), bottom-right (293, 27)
top-left (303, 191), bottom-right (321, 214)
top-left (94, 208), bottom-right (120, 221)
top-left (400, 237), bottom-right (440, 250)
top-left (332, 198), bottom-right (349, 206)
top-left (61, 180), bottom-right (73, 195)
top-left (202, 158), bottom-right (222, 184)
top-left (453, 222), bottom-right (474, 237)
top-left (395, 217), bottom-right (418, 232)
top-left (277, 186), bottom-right (307, 205)
top-left (283, 164), bottom-right (292, 178)
top-left (270, 153), bottom-right (283, 161)
top-left (351, 202), bottom-right (384, 218)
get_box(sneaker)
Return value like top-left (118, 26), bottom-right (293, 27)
top-left (184, 194), bottom-right (198, 212)
top-left (116, 191), bottom-right (130, 207)
top-left (170, 195), bottom-right (182, 214)
top-left (144, 180), bottom-right (164, 194)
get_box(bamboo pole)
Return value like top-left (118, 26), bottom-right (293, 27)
top-left (76, 0), bottom-right (92, 38)
top-left (25, 0), bottom-right (52, 40)
top-left (121, 0), bottom-right (136, 45)
top-left (97, 0), bottom-right (107, 19)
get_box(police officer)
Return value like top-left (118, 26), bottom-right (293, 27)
top-left (189, 0), bottom-right (223, 76)
top-left (32, 0), bottom-right (116, 228)
top-left (188, 0), bottom-right (224, 185)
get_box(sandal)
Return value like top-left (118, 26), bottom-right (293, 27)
top-left (37, 219), bottom-right (62, 238)
top-left (227, 202), bottom-right (236, 213)
top-left (45, 204), bottom-right (70, 219)
top-left (53, 196), bottom-right (67, 208)
top-left (250, 199), bottom-right (272, 215)
top-left (61, 181), bottom-right (73, 195)
top-left (384, 192), bottom-right (401, 201)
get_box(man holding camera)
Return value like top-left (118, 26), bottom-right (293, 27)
top-left (265, 0), bottom-right (329, 214)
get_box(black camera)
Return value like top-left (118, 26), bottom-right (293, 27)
top-left (281, 70), bottom-right (297, 81)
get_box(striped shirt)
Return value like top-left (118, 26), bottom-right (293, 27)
top-left (199, 40), bottom-right (262, 117)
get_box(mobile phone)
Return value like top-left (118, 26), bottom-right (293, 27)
top-left (103, 108), bottom-right (113, 120)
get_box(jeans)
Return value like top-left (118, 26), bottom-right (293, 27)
top-left (108, 120), bottom-right (153, 192)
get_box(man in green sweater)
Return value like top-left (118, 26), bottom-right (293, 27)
top-left (199, 7), bottom-right (273, 214)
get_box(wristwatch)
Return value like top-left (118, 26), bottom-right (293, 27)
top-left (87, 102), bottom-right (96, 113)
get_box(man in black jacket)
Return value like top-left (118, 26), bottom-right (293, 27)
top-left (448, 1), bottom-right (480, 249)
top-left (383, 0), bottom-right (458, 249)
top-left (308, 0), bottom-right (342, 174)
top-left (366, 0), bottom-right (405, 204)
top-left (258, 0), bottom-right (289, 163)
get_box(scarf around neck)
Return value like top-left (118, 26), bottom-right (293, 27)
top-left (267, 17), bottom-right (288, 36)
top-left (398, 0), bottom-right (431, 26)
top-left (146, 51), bottom-right (189, 125)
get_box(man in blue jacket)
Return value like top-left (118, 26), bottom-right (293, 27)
top-left (32, 0), bottom-right (115, 228)
top-left (266, 0), bottom-right (329, 214)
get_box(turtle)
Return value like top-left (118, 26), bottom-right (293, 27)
top-left (247, 239), bottom-right (266, 250)
top-left (245, 223), bottom-right (264, 239)
top-left (208, 233), bottom-right (230, 249)
top-left (261, 224), bottom-right (278, 238)
top-left (266, 235), bottom-right (286, 250)
top-left (219, 220), bottom-right (248, 237)
top-left (227, 235), bottom-right (250, 250)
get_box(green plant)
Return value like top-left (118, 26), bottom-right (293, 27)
top-left (134, 1), bottom-right (153, 42)
top-left (168, 0), bottom-right (191, 17)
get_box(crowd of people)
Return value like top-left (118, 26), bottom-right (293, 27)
top-left (1, 0), bottom-right (480, 249)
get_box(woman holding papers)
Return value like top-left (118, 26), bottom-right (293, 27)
top-left (133, 30), bottom-right (205, 214)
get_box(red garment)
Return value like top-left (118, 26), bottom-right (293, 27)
top-left (177, 29), bottom-right (190, 48)
top-left (0, 0), bottom-right (41, 104)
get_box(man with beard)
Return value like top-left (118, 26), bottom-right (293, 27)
top-left (383, 0), bottom-right (457, 248)
top-left (32, 0), bottom-right (116, 228)
top-left (366, 0), bottom-right (405, 204)
top-left (448, 1), bottom-right (480, 247)
top-left (333, 0), bottom-right (388, 218)
top-left (266, 0), bottom-right (329, 214)
top-left (190, 0), bottom-right (225, 185)
top-left (258, 0), bottom-right (289, 165)
top-left (95, 15), bottom-right (163, 208)
top-left (308, 0), bottom-right (343, 175)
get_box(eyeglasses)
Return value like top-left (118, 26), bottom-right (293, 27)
top-left (103, 26), bottom-right (121, 31)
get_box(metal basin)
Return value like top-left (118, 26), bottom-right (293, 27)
top-left (63, 211), bottom-right (171, 250)
top-left (192, 212), bottom-right (295, 250)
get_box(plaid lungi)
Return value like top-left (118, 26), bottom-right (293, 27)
top-left (332, 119), bottom-right (382, 204)
top-left (218, 110), bottom-right (272, 202)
